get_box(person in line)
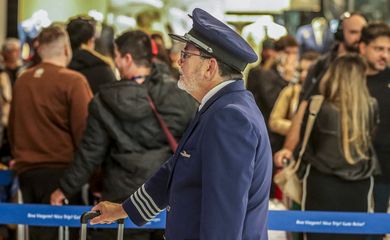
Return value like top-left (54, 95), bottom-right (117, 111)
top-left (300, 54), bottom-right (378, 240)
top-left (67, 16), bottom-right (117, 94)
top-left (87, 8), bottom-right (272, 240)
top-left (1, 38), bottom-right (25, 85)
top-left (51, 30), bottom-right (196, 240)
top-left (247, 35), bottom-right (299, 198)
top-left (247, 35), bottom-right (299, 130)
top-left (8, 25), bottom-right (93, 240)
top-left (359, 22), bottom-right (390, 240)
top-left (269, 51), bottom-right (320, 136)
top-left (0, 66), bottom-right (12, 164)
top-left (274, 12), bottom-right (368, 166)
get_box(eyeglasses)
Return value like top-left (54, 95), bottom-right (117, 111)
top-left (180, 50), bottom-right (211, 60)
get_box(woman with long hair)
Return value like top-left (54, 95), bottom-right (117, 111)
top-left (300, 54), bottom-right (379, 240)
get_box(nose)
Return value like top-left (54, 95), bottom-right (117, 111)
top-left (178, 57), bottom-right (183, 67)
top-left (382, 50), bottom-right (390, 61)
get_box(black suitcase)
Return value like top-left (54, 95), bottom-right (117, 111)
top-left (80, 211), bottom-right (124, 240)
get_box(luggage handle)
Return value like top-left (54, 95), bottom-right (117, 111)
top-left (80, 211), bottom-right (101, 224)
top-left (80, 211), bottom-right (125, 240)
top-left (80, 211), bottom-right (124, 224)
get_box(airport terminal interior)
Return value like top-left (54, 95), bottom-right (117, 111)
top-left (0, 0), bottom-right (390, 239)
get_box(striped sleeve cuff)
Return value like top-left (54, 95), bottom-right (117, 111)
top-left (122, 184), bottom-right (163, 226)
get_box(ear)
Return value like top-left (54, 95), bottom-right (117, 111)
top-left (64, 43), bottom-right (71, 58)
top-left (205, 58), bottom-right (218, 80)
top-left (124, 53), bottom-right (133, 65)
top-left (88, 37), bottom-right (95, 48)
top-left (37, 45), bottom-right (43, 57)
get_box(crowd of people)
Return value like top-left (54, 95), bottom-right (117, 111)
top-left (247, 13), bottom-right (390, 240)
top-left (0, 16), bottom-right (196, 240)
top-left (0, 8), bottom-right (389, 240)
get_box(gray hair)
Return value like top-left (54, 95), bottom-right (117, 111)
top-left (2, 38), bottom-right (20, 53)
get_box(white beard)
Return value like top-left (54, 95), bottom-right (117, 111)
top-left (177, 78), bottom-right (186, 91)
top-left (177, 77), bottom-right (197, 95)
top-left (178, 66), bottom-right (202, 95)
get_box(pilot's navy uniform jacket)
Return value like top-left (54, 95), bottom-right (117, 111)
top-left (122, 80), bottom-right (272, 240)
top-left (121, 8), bottom-right (273, 240)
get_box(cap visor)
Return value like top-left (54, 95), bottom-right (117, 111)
top-left (169, 33), bottom-right (188, 43)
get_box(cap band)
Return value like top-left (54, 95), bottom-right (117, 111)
top-left (185, 33), bottom-right (213, 54)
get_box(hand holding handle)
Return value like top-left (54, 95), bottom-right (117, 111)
top-left (80, 211), bottom-right (101, 224)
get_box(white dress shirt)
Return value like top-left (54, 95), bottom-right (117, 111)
top-left (198, 80), bottom-right (236, 111)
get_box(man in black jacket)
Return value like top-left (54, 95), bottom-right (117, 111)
top-left (51, 30), bottom-right (196, 240)
top-left (67, 16), bottom-right (117, 94)
top-left (359, 22), bottom-right (390, 240)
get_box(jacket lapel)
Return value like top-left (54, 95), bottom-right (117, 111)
top-left (167, 80), bottom-right (246, 186)
top-left (177, 80), bottom-right (245, 153)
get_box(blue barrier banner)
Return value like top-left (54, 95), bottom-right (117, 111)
top-left (1, 203), bottom-right (390, 233)
top-left (0, 170), bottom-right (13, 186)
top-left (0, 203), bottom-right (165, 229)
top-left (269, 210), bottom-right (390, 234)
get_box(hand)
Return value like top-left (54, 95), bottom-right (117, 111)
top-left (274, 148), bottom-right (293, 167)
top-left (50, 189), bottom-right (66, 205)
top-left (90, 201), bottom-right (127, 225)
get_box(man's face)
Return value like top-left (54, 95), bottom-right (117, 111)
top-left (299, 59), bottom-right (314, 83)
top-left (343, 15), bottom-right (367, 52)
top-left (361, 36), bottom-right (390, 73)
top-left (3, 43), bottom-right (20, 63)
top-left (177, 44), bottom-right (208, 95)
top-left (284, 46), bottom-right (299, 57)
top-left (276, 46), bottom-right (299, 80)
top-left (261, 48), bottom-right (276, 62)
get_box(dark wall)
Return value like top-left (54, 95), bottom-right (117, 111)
top-left (6, 0), bottom-right (19, 38)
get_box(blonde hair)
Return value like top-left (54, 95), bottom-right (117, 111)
top-left (319, 54), bottom-right (372, 164)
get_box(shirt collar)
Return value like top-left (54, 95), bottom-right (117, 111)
top-left (198, 80), bottom-right (236, 111)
